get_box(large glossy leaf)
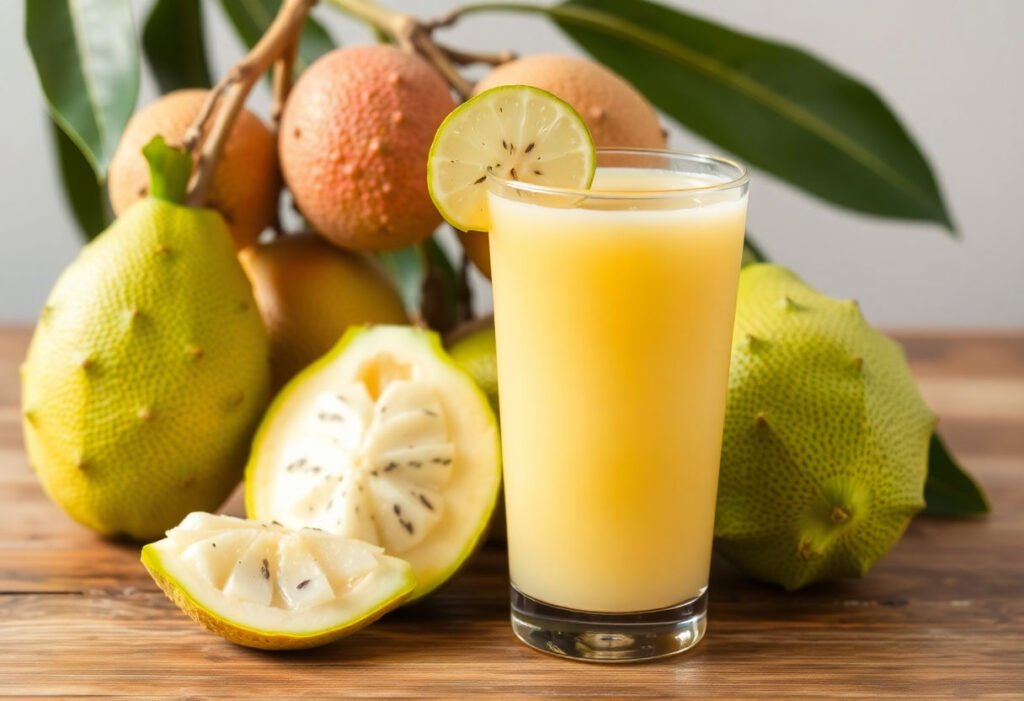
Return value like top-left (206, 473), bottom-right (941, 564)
top-left (50, 118), bottom-right (111, 241)
top-left (143, 0), bottom-right (212, 92)
top-left (25, 0), bottom-right (139, 175)
top-left (923, 432), bottom-right (989, 516)
top-left (477, 0), bottom-right (953, 230)
top-left (219, 0), bottom-right (335, 72)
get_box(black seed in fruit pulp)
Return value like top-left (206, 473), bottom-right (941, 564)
top-left (419, 494), bottom-right (434, 511)
top-left (525, 143), bottom-right (535, 153)
top-left (473, 176), bottom-right (486, 185)
top-left (297, 579), bottom-right (311, 590)
top-left (260, 559), bottom-right (269, 580)
top-left (393, 504), bottom-right (401, 516)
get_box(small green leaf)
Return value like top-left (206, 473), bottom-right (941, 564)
top-left (742, 235), bottom-right (768, 267)
top-left (376, 247), bottom-right (425, 313)
top-left (50, 117), bottom-right (111, 241)
top-left (420, 238), bottom-right (463, 333)
top-left (25, 0), bottom-right (139, 175)
top-left (143, 0), bottom-right (212, 92)
top-left (376, 237), bottom-right (464, 330)
top-left (219, 0), bottom-right (335, 73)
top-left (479, 0), bottom-right (953, 230)
top-left (923, 432), bottom-right (990, 516)
top-left (142, 136), bottom-right (193, 205)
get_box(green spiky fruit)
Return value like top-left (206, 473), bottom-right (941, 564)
top-left (21, 151), bottom-right (270, 540)
top-left (715, 264), bottom-right (934, 590)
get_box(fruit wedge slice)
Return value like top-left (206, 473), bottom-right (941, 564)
top-left (141, 512), bottom-right (414, 650)
top-left (245, 325), bottom-right (501, 602)
top-left (427, 85), bottom-right (596, 232)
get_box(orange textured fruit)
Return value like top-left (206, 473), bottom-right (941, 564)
top-left (475, 54), bottom-right (665, 150)
top-left (456, 231), bottom-right (491, 278)
top-left (279, 46), bottom-right (457, 251)
top-left (239, 233), bottom-right (409, 387)
top-left (108, 89), bottom-right (280, 250)
top-left (467, 54), bottom-right (665, 277)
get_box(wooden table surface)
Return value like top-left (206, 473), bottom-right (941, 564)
top-left (1, 328), bottom-right (1021, 699)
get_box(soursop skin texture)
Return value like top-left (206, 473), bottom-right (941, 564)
top-left (21, 199), bottom-right (271, 541)
top-left (715, 264), bottom-right (935, 590)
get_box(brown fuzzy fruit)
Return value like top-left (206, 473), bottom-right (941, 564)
top-left (467, 54), bottom-right (666, 277)
top-left (239, 233), bottom-right (409, 388)
top-left (279, 46), bottom-right (457, 251)
top-left (108, 89), bottom-right (280, 250)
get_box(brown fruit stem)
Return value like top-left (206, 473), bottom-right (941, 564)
top-left (271, 40), bottom-right (300, 130)
top-left (183, 0), bottom-right (316, 208)
top-left (326, 0), bottom-right (515, 98)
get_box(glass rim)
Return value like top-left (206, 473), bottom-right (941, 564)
top-left (487, 148), bottom-right (749, 201)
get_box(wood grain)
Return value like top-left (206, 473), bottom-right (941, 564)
top-left (1, 328), bottom-right (1021, 699)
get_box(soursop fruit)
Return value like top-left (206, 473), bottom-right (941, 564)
top-left (715, 264), bottom-right (934, 590)
top-left (142, 512), bottom-right (414, 649)
top-left (21, 139), bottom-right (271, 540)
top-left (246, 325), bottom-right (501, 602)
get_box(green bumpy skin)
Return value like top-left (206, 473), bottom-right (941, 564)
top-left (715, 264), bottom-right (935, 590)
top-left (21, 199), bottom-right (271, 540)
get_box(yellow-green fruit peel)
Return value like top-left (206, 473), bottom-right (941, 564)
top-left (715, 264), bottom-right (934, 590)
top-left (21, 199), bottom-right (271, 540)
top-left (245, 325), bottom-right (501, 602)
top-left (142, 512), bottom-right (414, 650)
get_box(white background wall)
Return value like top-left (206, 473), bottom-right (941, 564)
top-left (2, 0), bottom-right (1022, 326)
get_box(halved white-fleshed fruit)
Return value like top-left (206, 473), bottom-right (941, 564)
top-left (427, 85), bottom-right (596, 232)
top-left (140, 513), bottom-right (415, 650)
top-left (245, 325), bottom-right (501, 602)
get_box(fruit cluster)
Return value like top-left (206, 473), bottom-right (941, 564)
top-left (20, 2), bottom-right (944, 651)
top-left (21, 34), bottom-right (672, 648)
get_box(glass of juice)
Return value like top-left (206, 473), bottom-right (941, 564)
top-left (487, 149), bottom-right (749, 662)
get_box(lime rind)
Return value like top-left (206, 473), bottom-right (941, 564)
top-left (427, 85), bottom-right (597, 232)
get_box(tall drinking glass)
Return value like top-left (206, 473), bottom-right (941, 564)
top-left (487, 150), bottom-right (749, 662)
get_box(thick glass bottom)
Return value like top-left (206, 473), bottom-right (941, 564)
top-left (509, 586), bottom-right (707, 663)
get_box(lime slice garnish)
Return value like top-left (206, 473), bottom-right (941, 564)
top-left (427, 85), bottom-right (596, 232)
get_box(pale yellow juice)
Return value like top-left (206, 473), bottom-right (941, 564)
top-left (489, 167), bottom-right (747, 613)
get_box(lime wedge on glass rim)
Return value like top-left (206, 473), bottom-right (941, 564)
top-left (427, 85), bottom-right (597, 232)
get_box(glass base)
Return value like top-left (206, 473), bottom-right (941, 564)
top-left (510, 586), bottom-right (707, 663)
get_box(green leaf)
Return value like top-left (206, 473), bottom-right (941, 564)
top-left (420, 238), bottom-right (463, 333)
top-left (742, 235), bottom-right (767, 267)
top-left (49, 117), bottom-right (111, 241)
top-left (25, 0), bottom-right (139, 175)
top-left (219, 0), bottom-right (335, 73)
top-left (143, 0), bottom-right (212, 92)
top-left (142, 136), bottom-right (193, 205)
top-left (376, 247), bottom-right (425, 313)
top-left (511, 0), bottom-right (953, 230)
top-left (376, 238), bottom-right (464, 331)
top-left (923, 432), bottom-right (990, 516)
